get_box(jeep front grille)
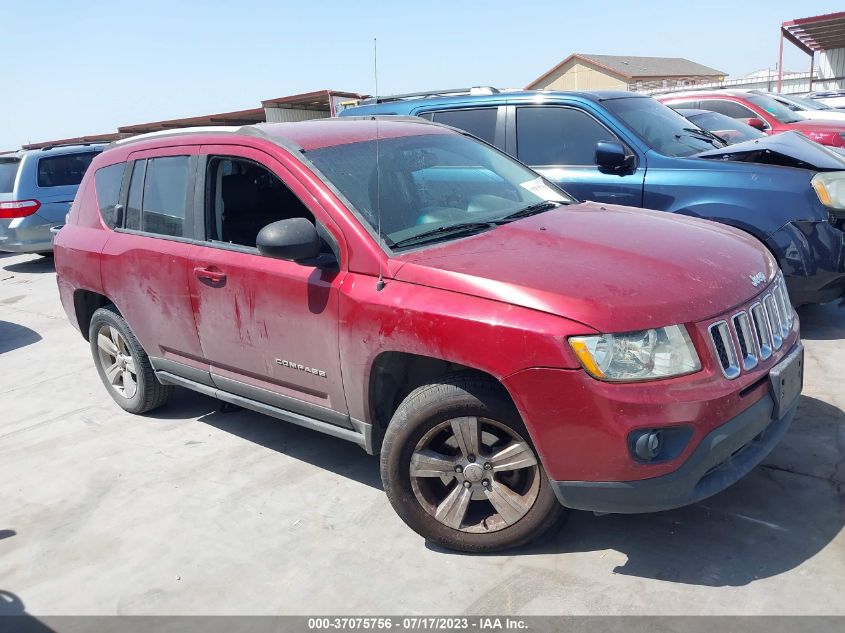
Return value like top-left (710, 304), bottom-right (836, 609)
top-left (708, 275), bottom-right (792, 379)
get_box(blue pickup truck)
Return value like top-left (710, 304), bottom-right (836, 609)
top-left (343, 89), bottom-right (845, 305)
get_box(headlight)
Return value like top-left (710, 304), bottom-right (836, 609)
top-left (569, 325), bottom-right (701, 382)
top-left (811, 172), bottom-right (845, 209)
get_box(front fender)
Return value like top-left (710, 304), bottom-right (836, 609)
top-left (644, 156), bottom-right (827, 236)
top-left (766, 220), bottom-right (845, 304)
top-left (337, 273), bottom-right (596, 426)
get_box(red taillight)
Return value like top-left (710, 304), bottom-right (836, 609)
top-left (0, 199), bottom-right (41, 219)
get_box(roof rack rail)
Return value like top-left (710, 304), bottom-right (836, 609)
top-left (38, 141), bottom-right (104, 151)
top-left (358, 86), bottom-right (500, 105)
top-left (647, 84), bottom-right (732, 97)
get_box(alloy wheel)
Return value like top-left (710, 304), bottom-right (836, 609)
top-left (409, 416), bottom-right (541, 533)
top-left (95, 325), bottom-right (138, 399)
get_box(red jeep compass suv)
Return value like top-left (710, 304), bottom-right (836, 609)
top-left (54, 119), bottom-right (803, 552)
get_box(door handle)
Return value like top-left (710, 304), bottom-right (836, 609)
top-left (193, 266), bottom-right (227, 283)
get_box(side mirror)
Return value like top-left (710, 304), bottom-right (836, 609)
top-left (257, 218), bottom-right (321, 262)
top-left (595, 141), bottom-right (635, 173)
top-left (744, 118), bottom-right (768, 131)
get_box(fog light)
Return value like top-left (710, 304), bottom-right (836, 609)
top-left (628, 426), bottom-right (693, 464)
top-left (633, 430), bottom-right (663, 461)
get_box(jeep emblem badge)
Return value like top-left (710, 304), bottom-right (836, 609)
top-left (750, 272), bottom-right (766, 287)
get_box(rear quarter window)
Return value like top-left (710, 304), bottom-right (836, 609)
top-left (37, 152), bottom-right (99, 187)
top-left (426, 108), bottom-right (498, 145)
top-left (0, 159), bottom-right (20, 193)
top-left (94, 163), bottom-right (125, 228)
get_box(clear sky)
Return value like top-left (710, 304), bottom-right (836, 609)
top-left (1, 0), bottom-right (839, 149)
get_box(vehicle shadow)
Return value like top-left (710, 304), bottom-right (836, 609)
top-left (797, 300), bottom-right (845, 341)
top-left (434, 394), bottom-right (845, 587)
top-left (1, 257), bottom-right (55, 275)
top-left (147, 388), bottom-right (383, 490)
top-left (0, 530), bottom-right (15, 541)
top-left (0, 321), bottom-right (42, 354)
top-left (0, 591), bottom-right (55, 633)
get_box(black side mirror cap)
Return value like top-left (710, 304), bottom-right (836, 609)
top-left (257, 218), bottom-right (322, 262)
top-left (595, 141), bottom-right (635, 173)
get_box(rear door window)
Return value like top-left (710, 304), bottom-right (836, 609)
top-left (140, 156), bottom-right (189, 237)
top-left (516, 106), bottom-right (617, 166)
top-left (37, 152), bottom-right (98, 187)
top-left (94, 163), bottom-right (125, 228)
top-left (0, 159), bottom-right (20, 193)
top-left (427, 108), bottom-right (498, 144)
top-left (698, 100), bottom-right (758, 120)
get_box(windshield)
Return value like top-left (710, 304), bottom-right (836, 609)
top-left (604, 97), bottom-right (726, 156)
top-left (0, 158), bottom-right (20, 193)
top-left (785, 94), bottom-right (831, 111)
top-left (305, 133), bottom-right (574, 250)
top-left (745, 94), bottom-right (803, 123)
top-left (684, 111), bottom-right (765, 144)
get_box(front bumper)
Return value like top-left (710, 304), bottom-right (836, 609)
top-left (551, 387), bottom-right (796, 513)
top-left (768, 220), bottom-right (845, 305)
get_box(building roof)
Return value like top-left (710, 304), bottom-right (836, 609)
top-left (782, 11), bottom-right (845, 54)
top-left (261, 89), bottom-right (368, 109)
top-left (527, 53), bottom-right (726, 88)
top-left (22, 132), bottom-right (128, 150)
top-left (118, 107), bottom-right (266, 134)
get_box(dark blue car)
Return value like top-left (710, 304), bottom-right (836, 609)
top-left (343, 89), bottom-right (845, 305)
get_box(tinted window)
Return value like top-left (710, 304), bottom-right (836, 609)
top-left (142, 156), bottom-right (189, 237)
top-left (698, 100), bottom-right (758, 120)
top-left (94, 163), bottom-right (125, 228)
top-left (516, 107), bottom-right (616, 165)
top-left (37, 152), bottom-right (98, 187)
top-left (207, 157), bottom-right (315, 248)
top-left (0, 159), bottom-right (20, 193)
top-left (429, 109), bottom-right (497, 145)
top-left (125, 160), bottom-right (145, 231)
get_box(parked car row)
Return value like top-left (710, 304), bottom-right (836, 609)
top-left (657, 89), bottom-right (845, 148)
top-left (344, 88), bottom-right (845, 305)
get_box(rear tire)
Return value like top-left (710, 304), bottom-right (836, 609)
top-left (89, 305), bottom-right (173, 414)
top-left (380, 372), bottom-right (565, 552)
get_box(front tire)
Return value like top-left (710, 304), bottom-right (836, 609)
top-left (380, 373), bottom-right (565, 552)
top-left (89, 305), bottom-right (173, 414)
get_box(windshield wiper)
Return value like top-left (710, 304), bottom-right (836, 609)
top-left (497, 201), bottom-right (562, 222)
top-left (389, 221), bottom-right (497, 249)
top-left (677, 127), bottom-right (726, 147)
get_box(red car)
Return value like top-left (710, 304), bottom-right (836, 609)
top-left (54, 119), bottom-right (802, 552)
top-left (659, 90), bottom-right (845, 148)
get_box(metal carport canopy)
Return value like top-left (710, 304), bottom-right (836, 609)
top-left (778, 11), bottom-right (845, 92)
top-left (782, 11), bottom-right (845, 54)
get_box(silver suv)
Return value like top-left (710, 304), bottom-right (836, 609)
top-left (0, 143), bottom-right (104, 254)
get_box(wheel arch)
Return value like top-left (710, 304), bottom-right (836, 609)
top-left (73, 289), bottom-right (114, 341)
top-left (367, 351), bottom-right (516, 436)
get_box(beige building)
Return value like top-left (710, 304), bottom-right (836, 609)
top-left (526, 54), bottom-right (726, 92)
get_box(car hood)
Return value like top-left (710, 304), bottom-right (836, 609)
top-left (798, 110), bottom-right (845, 122)
top-left (393, 202), bottom-right (777, 333)
top-left (696, 130), bottom-right (845, 171)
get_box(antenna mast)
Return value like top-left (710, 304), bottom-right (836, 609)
top-left (374, 37), bottom-right (385, 292)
